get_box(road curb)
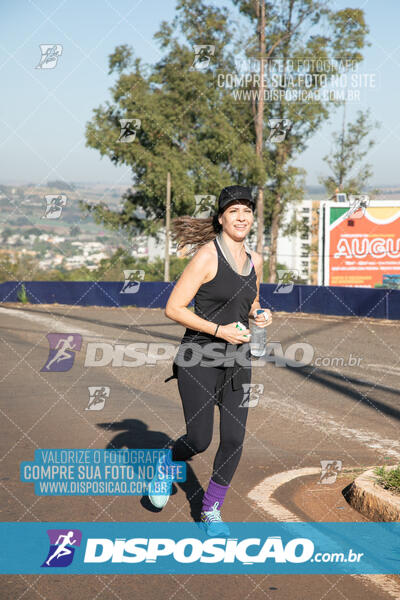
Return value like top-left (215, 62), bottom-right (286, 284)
top-left (347, 466), bottom-right (400, 521)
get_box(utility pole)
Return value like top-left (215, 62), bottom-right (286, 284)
top-left (255, 0), bottom-right (266, 280)
top-left (164, 171), bottom-right (171, 282)
top-left (339, 101), bottom-right (347, 191)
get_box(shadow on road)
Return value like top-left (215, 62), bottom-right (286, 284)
top-left (277, 318), bottom-right (345, 345)
top-left (288, 364), bottom-right (400, 422)
top-left (97, 418), bottom-right (204, 521)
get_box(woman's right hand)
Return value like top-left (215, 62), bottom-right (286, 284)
top-left (216, 322), bottom-right (251, 345)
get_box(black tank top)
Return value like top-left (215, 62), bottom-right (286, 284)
top-left (181, 238), bottom-right (258, 346)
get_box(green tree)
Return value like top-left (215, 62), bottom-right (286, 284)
top-left (83, 1), bottom-right (262, 256)
top-left (84, 0), bottom-right (369, 282)
top-left (233, 1), bottom-right (369, 280)
top-left (0, 255), bottom-right (39, 283)
top-left (1, 227), bottom-right (13, 242)
top-left (320, 107), bottom-right (379, 196)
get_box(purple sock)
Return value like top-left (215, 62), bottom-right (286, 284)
top-left (201, 478), bottom-right (230, 512)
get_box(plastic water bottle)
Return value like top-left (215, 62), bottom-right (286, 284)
top-left (250, 309), bottom-right (267, 357)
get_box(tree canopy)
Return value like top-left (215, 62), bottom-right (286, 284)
top-left (84, 0), bottom-right (369, 280)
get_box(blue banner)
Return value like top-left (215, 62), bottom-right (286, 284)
top-left (0, 522), bottom-right (399, 574)
top-left (2, 281), bottom-right (400, 319)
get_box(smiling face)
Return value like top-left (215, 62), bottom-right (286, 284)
top-left (218, 200), bottom-right (254, 241)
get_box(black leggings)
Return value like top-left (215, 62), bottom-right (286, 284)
top-left (170, 362), bottom-right (250, 486)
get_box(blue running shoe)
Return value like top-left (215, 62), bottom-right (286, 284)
top-left (148, 453), bottom-right (171, 509)
top-left (200, 501), bottom-right (231, 537)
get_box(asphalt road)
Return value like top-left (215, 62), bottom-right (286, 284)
top-left (0, 303), bottom-right (399, 599)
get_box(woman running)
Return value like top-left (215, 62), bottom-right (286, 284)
top-left (149, 185), bottom-right (272, 536)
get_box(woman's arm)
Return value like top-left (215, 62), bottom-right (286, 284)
top-left (165, 243), bottom-right (250, 345)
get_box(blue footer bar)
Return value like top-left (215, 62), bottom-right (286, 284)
top-left (0, 522), bottom-right (399, 574)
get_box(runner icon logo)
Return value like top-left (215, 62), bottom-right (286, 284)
top-left (40, 333), bottom-right (82, 372)
top-left (41, 529), bottom-right (82, 568)
top-left (189, 45), bottom-right (215, 71)
top-left (120, 270), bottom-right (145, 294)
top-left (194, 195), bottom-right (216, 218)
top-left (268, 119), bottom-right (293, 143)
top-left (85, 386), bottom-right (110, 411)
top-left (42, 194), bottom-right (67, 219)
top-left (36, 44), bottom-right (63, 69)
top-left (117, 119), bottom-right (141, 143)
top-left (240, 383), bottom-right (264, 408)
top-left (319, 460), bottom-right (342, 484)
top-left (346, 194), bottom-right (370, 220)
top-left (274, 270), bottom-right (298, 294)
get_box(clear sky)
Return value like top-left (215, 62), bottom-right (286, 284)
top-left (1, 0), bottom-right (399, 188)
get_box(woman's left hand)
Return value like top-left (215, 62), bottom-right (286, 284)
top-left (253, 309), bottom-right (272, 328)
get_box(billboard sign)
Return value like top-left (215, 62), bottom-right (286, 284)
top-left (320, 201), bottom-right (400, 288)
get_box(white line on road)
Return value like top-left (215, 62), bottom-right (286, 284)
top-left (248, 467), bottom-right (320, 521)
top-left (260, 391), bottom-right (400, 460)
top-left (248, 469), bottom-right (400, 599)
top-left (0, 307), bottom-right (115, 343)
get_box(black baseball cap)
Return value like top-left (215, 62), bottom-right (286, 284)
top-left (218, 185), bottom-right (255, 213)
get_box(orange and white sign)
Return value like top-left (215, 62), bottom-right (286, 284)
top-left (322, 201), bottom-right (400, 288)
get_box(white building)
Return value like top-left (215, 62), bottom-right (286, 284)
top-left (130, 229), bottom-right (178, 260)
top-left (63, 255), bottom-right (86, 269)
top-left (87, 252), bottom-right (109, 263)
top-left (276, 199), bottom-right (317, 283)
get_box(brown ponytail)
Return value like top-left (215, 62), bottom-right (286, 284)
top-left (171, 213), bottom-right (222, 257)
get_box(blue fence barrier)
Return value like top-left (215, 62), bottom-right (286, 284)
top-left (1, 280), bottom-right (399, 320)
